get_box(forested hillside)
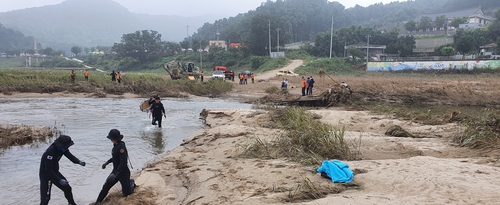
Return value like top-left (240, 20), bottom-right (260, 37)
top-left (0, 0), bottom-right (222, 51)
top-left (0, 0), bottom-right (498, 55)
top-left (190, 0), bottom-right (500, 52)
top-left (0, 23), bottom-right (34, 55)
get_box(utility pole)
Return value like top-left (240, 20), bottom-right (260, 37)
top-left (268, 21), bottom-right (272, 56)
top-left (366, 35), bottom-right (371, 70)
top-left (186, 25), bottom-right (191, 49)
top-left (329, 16), bottom-right (334, 59)
top-left (344, 41), bottom-right (347, 57)
top-left (445, 18), bottom-right (448, 45)
top-left (199, 42), bottom-right (203, 70)
top-left (216, 27), bottom-right (220, 41)
top-left (276, 28), bottom-right (281, 53)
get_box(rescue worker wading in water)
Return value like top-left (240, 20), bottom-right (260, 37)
top-left (39, 135), bottom-right (86, 205)
top-left (150, 96), bottom-right (166, 128)
top-left (96, 129), bottom-right (135, 204)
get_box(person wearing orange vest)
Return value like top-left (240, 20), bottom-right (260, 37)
top-left (200, 71), bottom-right (204, 82)
top-left (243, 73), bottom-right (248, 84)
top-left (84, 70), bottom-right (89, 81)
top-left (117, 72), bottom-right (122, 83)
top-left (251, 73), bottom-right (255, 83)
top-left (301, 76), bottom-right (306, 96)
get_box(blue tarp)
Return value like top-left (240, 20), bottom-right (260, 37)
top-left (317, 160), bottom-right (354, 183)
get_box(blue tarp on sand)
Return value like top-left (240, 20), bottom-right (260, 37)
top-left (317, 160), bottom-right (354, 183)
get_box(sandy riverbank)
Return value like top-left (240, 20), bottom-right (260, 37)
top-left (96, 107), bottom-right (500, 205)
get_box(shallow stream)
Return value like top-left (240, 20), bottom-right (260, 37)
top-left (0, 97), bottom-right (251, 205)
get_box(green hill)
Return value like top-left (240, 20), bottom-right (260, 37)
top-left (0, 0), bottom-right (222, 51)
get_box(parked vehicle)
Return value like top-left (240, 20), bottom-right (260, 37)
top-left (212, 70), bottom-right (225, 80)
top-left (276, 70), bottom-right (298, 77)
top-left (214, 65), bottom-right (234, 81)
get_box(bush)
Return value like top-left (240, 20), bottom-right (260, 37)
top-left (240, 107), bottom-right (359, 165)
top-left (250, 56), bottom-right (269, 69)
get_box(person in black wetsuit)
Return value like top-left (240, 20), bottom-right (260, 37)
top-left (96, 129), bottom-right (135, 204)
top-left (149, 96), bottom-right (166, 128)
top-left (39, 135), bottom-right (86, 205)
top-left (110, 70), bottom-right (117, 82)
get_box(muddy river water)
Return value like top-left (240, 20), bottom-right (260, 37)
top-left (0, 97), bottom-right (251, 205)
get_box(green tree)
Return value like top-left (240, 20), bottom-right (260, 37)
top-left (179, 40), bottom-right (190, 50)
top-left (418, 16), bottom-right (432, 30)
top-left (42, 47), bottom-right (54, 56)
top-left (112, 30), bottom-right (163, 64)
top-left (24, 49), bottom-right (35, 56)
top-left (449, 17), bottom-right (468, 28)
top-left (71, 46), bottom-right (82, 56)
top-left (387, 36), bottom-right (416, 57)
top-left (347, 46), bottom-right (365, 59)
top-left (5, 48), bottom-right (21, 56)
top-left (404, 20), bottom-right (417, 32)
top-left (435, 15), bottom-right (447, 28)
top-left (488, 10), bottom-right (500, 42)
top-left (249, 14), bottom-right (272, 56)
top-left (162, 41), bottom-right (182, 56)
top-left (440, 46), bottom-right (454, 56)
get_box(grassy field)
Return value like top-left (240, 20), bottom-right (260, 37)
top-left (0, 69), bottom-right (232, 97)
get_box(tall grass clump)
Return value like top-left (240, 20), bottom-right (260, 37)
top-left (241, 107), bottom-right (357, 165)
top-left (454, 108), bottom-right (500, 149)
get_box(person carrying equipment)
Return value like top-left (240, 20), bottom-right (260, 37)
top-left (150, 96), bottom-right (166, 128)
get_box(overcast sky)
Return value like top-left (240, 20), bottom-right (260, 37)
top-left (0, 0), bottom-right (406, 16)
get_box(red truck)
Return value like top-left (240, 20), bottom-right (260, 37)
top-left (214, 66), bottom-right (235, 81)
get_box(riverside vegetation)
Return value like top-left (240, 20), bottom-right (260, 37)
top-left (0, 69), bottom-right (232, 97)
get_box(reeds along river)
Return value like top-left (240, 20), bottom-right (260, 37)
top-left (0, 97), bottom-right (251, 205)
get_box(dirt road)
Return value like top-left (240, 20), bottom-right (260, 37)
top-left (256, 59), bottom-right (303, 80)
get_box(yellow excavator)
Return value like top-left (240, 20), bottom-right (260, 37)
top-left (163, 61), bottom-right (200, 80)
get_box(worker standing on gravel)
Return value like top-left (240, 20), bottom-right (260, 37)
top-left (301, 76), bottom-right (306, 96)
top-left (200, 71), bottom-right (204, 82)
top-left (308, 76), bottom-right (315, 95)
top-left (251, 73), bottom-right (255, 83)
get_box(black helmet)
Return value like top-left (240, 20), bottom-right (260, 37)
top-left (54, 135), bottom-right (74, 148)
top-left (107, 129), bottom-right (124, 141)
top-left (154, 96), bottom-right (160, 100)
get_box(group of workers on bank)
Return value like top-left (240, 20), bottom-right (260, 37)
top-left (301, 76), bottom-right (315, 96)
top-left (69, 70), bottom-right (121, 83)
top-left (69, 70), bottom-right (89, 83)
top-left (40, 130), bottom-right (135, 205)
top-left (239, 73), bottom-right (255, 84)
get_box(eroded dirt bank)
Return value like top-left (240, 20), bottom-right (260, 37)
top-left (0, 124), bottom-right (54, 151)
